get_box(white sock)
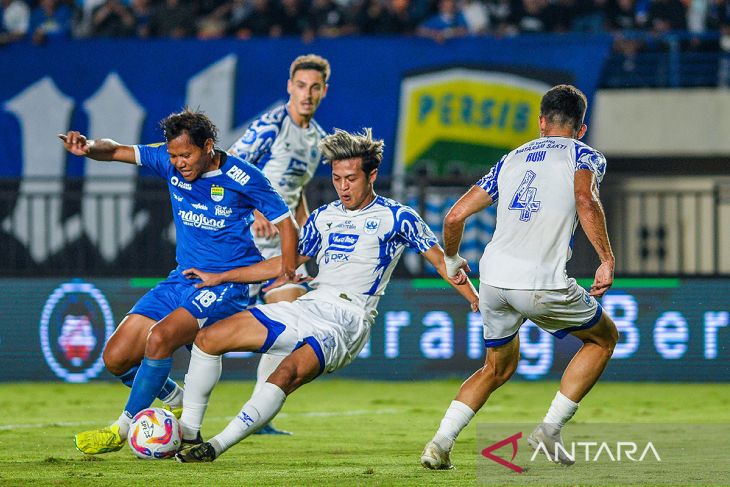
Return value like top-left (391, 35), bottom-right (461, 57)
top-left (114, 411), bottom-right (133, 439)
top-left (254, 354), bottom-right (286, 395)
top-left (180, 345), bottom-right (222, 440)
top-left (209, 383), bottom-right (286, 456)
top-left (161, 383), bottom-right (184, 409)
top-left (432, 400), bottom-right (475, 452)
top-left (542, 391), bottom-right (579, 433)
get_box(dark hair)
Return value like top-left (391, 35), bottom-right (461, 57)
top-left (540, 84), bottom-right (587, 133)
top-left (319, 128), bottom-right (384, 176)
top-left (160, 108), bottom-right (218, 148)
top-left (290, 54), bottom-right (331, 82)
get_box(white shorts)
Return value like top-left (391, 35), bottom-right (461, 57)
top-left (479, 278), bottom-right (603, 348)
top-left (255, 234), bottom-right (309, 297)
top-left (248, 298), bottom-right (371, 375)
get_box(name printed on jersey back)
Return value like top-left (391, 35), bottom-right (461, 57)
top-left (514, 139), bottom-right (568, 155)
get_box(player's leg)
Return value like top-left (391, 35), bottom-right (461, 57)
top-left (177, 343), bottom-right (321, 462)
top-left (422, 284), bottom-right (522, 470)
top-left (253, 285), bottom-right (308, 435)
top-left (179, 310), bottom-right (272, 442)
top-left (529, 312), bottom-right (618, 463)
top-left (103, 314), bottom-right (184, 410)
top-left (422, 338), bottom-right (520, 470)
top-left (113, 309), bottom-right (200, 438)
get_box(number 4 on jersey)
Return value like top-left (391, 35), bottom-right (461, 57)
top-left (509, 170), bottom-right (541, 222)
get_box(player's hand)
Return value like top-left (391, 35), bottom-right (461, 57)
top-left (589, 260), bottom-right (614, 297)
top-left (252, 210), bottom-right (278, 239)
top-left (262, 273), bottom-right (312, 293)
top-left (470, 298), bottom-right (479, 313)
top-left (183, 267), bottom-right (224, 288)
top-left (58, 131), bottom-right (92, 156)
top-left (444, 254), bottom-right (470, 279)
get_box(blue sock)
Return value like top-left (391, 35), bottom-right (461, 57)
top-left (117, 364), bottom-right (179, 402)
top-left (123, 357), bottom-right (172, 418)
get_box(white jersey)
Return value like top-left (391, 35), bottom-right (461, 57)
top-left (297, 195), bottom-right (438, 319)
top-left (228, 104), bottom-right (327, 212)
top-left (476, 136), bottom-right (607, 290)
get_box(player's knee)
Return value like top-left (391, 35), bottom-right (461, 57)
top-left (194, 327), bottom-right (218, 355)
top-left (145, 327), bottom-right (174, 358)
top-left (480, 359), bottom-right (516, 387)
top-left (267, 362), bottom-right (301, 393)
top-left (103, 345), bottom-right (133, 376)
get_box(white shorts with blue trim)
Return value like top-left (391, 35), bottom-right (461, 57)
top-left (479, 278), bottom-right (602, 348)
top-left (248, 298), bottom-right (370, 375)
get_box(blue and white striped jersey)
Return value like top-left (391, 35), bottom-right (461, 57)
top-left (134, 143), bottom-right (290, 273)
top-left (475, 136), bottom-right (607, 290)
top-left (228, 105), bottom-right (327, 212)
top-left (297, 195), bottom-right (438, 318)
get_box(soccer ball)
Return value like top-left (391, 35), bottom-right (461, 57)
top-left (127, 408), bottom-right (182, 459)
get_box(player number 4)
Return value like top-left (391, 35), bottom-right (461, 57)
top-left (508, 170), bottom-right (541, 222)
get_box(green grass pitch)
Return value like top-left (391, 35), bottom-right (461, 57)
top-left (0, 381), bottom-right (728, 486)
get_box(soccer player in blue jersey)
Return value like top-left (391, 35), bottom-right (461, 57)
top-left (225, 54), bottom-right (329, 435)
top-left (59, 109), bottom-right (298, 455)
top-left (174, 128), bottom-right (480, 462)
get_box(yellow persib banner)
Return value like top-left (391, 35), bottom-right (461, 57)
top-left (394, 69), bottom-right (549, 177)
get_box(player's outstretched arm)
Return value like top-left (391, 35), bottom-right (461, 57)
top-left (183, 254), bottom-right (310, 289)
top-left (58, 131), bottom-right (137, 164)
top-left (575, 169), bottom-right (614, 297)
top-left (442, 185), bottom-right (493, 278)
top-left (275, 215), bottom-right (299, 280)
top-left (422, 244), bottom-right (479, 312)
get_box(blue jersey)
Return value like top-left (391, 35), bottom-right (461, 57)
top-left (134, 143), bottom-right (290, 272)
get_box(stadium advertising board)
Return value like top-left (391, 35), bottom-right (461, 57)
top-left (0, 278), bottom-right (727, 383)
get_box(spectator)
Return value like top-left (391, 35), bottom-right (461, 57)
top-left (90, 0), bottom-right (134, 37)
top-left (417, 0), bottom-right (468, 41)
top-left (572, 0), bottom-right (608, 33)
top-left (130, 0), bottom-right (152, 37)
top-left (309, 0), bottom-right (353, 37)
top-left (462, 0), bottom-right (489, 34)
top-left (276, 0), bottom-right (312, 37)
top-left (647, 0), bottom-right (687, 33)
top-left (486, 0), bottom-right (517, 35)
top-left (149, 0), bottom-right (196, 38)
top-left (0, 0), bottom-right (30, 44)
top-left (509, 0), bottom-right (549, 33)
top-left (607, 0), bottom-right (639, 31)
top-left (29, 0), bottom-right (72, 44)
top-left (381, 0), bottom-right (417, 34)
top-left (230, 0), bottom-right (278, 38)
top-left (356, 0), bottom-right (389, 34)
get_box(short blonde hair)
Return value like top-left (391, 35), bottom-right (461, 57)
top-left (290, 54), bottom-right (331, 82)
top-left (319, 128), bottom-right (384, 175)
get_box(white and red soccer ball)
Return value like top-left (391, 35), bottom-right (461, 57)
top-left (127, 408), bottom-right (182, 459)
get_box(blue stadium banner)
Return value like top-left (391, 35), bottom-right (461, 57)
top-left (0, 278), bottom-right (727, 383)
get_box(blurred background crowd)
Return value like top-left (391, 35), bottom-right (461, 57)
top-left (1, 0), bottom-right (728, 46)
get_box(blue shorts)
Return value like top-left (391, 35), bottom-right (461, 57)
top-left (129, 267), bottom-right (255, 328)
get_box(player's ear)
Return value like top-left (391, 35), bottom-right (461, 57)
top-left (368, 168), bottom-right (378, 184)
top-left (287, 79), bottom-right (293, 96)
top-left (322, 83), bottom-right (329, 98)
top-left (577, 123), bottom-right (587, 140)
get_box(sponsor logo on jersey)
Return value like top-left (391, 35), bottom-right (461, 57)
top-left (211, 185), bottom-right (224, 202)
top-left (172, 193), bottom-right (183, 202)
top-left (39, 281), bottom-right (115, 383)
top-left (215, 205), bottom-right (232, 217)
top-left (327, 233), bottom-right (359, 252)
top-left (170, 175), bottom-right (192, 190)
top-left (226, 166), bottom-right (251, 187)
top-left (192, 203), bottom-right (208, 211)
top-left (364, 217), bottom-right (381, 234)
top-left (335, 220), bottom-right (356, 230)
top-left (178, 209), bottom-right (226, 230)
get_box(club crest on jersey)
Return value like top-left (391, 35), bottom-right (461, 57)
top-left (211, 185), bottom-right (224, 202)
top-left (364, 218), bottom-right (381, 234)
top-left (39, 281), bottom-right (115, 383)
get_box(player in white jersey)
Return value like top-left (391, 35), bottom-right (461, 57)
top-left (421, 85), bottom-right (619, 470)
top-left (174, 128), bottom-right (479, 462)
top-left (228, 54), bottom-right (330, 434)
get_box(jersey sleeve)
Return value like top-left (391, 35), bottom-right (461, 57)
top-left (133, 143), bottom-right (169, 178)
top-left (575, 145), bottom-right (607, 183)
top-left (395, 205), bottom-right (438, 253)
top-left (297, 206), bottom-right (325, 257)
top-left (475, 155), bottom-right (506, 201)
top-left (228, 118), bottom-right (280, 167)
top-left (236, 163), bottom-right (290, 223)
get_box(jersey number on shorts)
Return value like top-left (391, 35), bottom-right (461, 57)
top-left (508, 170), bottom-right (541, 222)
top-left (194, 290), bottom-right (217, 308)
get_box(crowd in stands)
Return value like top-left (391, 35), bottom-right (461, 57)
top-left (1, 0), bottom-right (729, 46)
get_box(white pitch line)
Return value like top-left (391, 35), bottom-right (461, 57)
top-left (0, 408), bottom-right (403, 431)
